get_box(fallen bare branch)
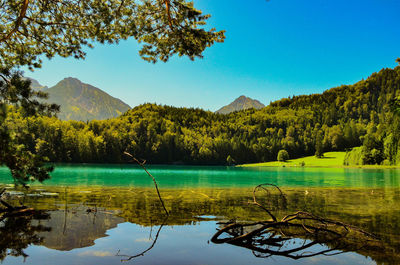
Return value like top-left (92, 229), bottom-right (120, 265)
top-left (212, 184), bottom-right (382, 260)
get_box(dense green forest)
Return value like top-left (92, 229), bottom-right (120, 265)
top-left (3, 66), bottom-right (400, 166)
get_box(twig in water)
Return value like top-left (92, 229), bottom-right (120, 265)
top-left (124, 152), bottom-right (169, 216)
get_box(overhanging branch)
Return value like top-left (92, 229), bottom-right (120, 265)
top-left (0, 0), bottom-right (30, 43)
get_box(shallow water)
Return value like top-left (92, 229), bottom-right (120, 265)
top-left (0, 165), bottom-right (399, 264)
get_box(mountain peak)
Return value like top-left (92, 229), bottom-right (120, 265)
top-left (216, 95), bottom-right (265, 114)
top-left (45, 78), bottom-right (131, 121)
top-left (59, 77), bottom-right (83, 85)
top-left (63, 77), bottom-right (81, 82)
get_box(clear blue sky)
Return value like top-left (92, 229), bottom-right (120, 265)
top-left (25, 0), bottom-right (400, 111)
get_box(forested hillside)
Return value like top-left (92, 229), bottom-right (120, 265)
top-left (5, 66), bottom-right (400, 165)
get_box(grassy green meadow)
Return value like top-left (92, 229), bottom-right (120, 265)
top-left (239, 151), bottom-right (400, 168)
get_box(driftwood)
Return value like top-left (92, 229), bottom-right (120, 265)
top-left (124, 152), bottom-right (169, 216)
top-left (0, 188), bottom-right (35, 217)
top-left (211, 183), bottom-right (382, 260)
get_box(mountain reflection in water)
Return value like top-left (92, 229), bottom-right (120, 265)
top-left (0, 186), bottom-right (399, 264)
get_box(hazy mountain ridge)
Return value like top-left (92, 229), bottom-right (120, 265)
top-left (28, 77), bottom-right (131, 121)
top-left (216, 95), bottom-right (265, 114)
top-left (26, 77), bottom-right (48, 91)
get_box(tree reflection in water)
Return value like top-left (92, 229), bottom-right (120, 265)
top-left (0, 211), bottom-right (50, 261)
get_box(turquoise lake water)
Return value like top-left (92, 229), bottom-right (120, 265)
top-left (1, 164), bottom-right (400, 188)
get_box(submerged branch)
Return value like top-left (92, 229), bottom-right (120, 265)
top-left (249, 183), bottom-right (287, 222)
top-left (124, 152), bottom-right (169, 216)
top-left (212, 184), bottom-right (382, 260)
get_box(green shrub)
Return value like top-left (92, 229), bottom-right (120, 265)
top-left (277, 150), bottom-right (289, 162)
top-left (344, 147), bottom-right (363, 165)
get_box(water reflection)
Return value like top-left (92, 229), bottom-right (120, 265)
top-left (211, 219), bottom-right (383, 261)
top-left (0, 211), bottom-right (50, 261)
top-left (0, 186), bottom-right (399, 264)
top-left (116, 217), bottom-right (168, 262)
top-left (37, 207), bottom-right (123, 251)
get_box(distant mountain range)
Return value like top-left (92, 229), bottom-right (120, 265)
top-left (28, 77), bottom-right (264, 120)
top-left (216, 95), bottom-right (265, 114)
top-left (29, 77), bottom-right (131, 121)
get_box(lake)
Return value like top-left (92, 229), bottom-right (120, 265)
top-left (0, 165), bottom-right (399, 264)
